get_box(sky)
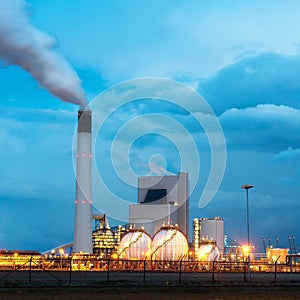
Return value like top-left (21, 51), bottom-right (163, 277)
top-left (0, 0), bottom-right (300, 253)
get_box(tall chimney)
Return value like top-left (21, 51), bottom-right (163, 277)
top-left (73, 109), bottom-right (93, 253)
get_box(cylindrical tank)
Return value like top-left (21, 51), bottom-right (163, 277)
top-left (197, 242), bottom-right (220, 261)
top-left (152, 225), bottom-right (188, 261)
top-left (118, 228), bottom-right (152, 260)
top-left (266, 248), bottom-right (289, 264)
top-left (199, 217), bottom-right (224, 254)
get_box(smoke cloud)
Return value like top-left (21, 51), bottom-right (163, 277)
top-left (0, 0), bottom-right (87, 107)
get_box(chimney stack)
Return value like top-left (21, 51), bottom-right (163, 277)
top-left (73, 109), bottom-right (93, 253)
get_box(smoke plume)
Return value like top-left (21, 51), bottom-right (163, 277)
top-left (0, 0), bottom-right (87, 107)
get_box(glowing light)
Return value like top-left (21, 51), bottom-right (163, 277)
top-left (119, 230), bottom-right (152, 260)
top-left (242, 245), bottom-right (251, 256)
top-left (111, 253), bottom-right (119, 260)
top-left (197, 244), bottom-right (219, 261)
top-left (152, 227), bottom-right (189, 261)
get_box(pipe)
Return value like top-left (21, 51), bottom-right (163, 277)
top-left (288, 235), bottom-right (293, 254)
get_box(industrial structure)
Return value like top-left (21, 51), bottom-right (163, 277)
top-left (130, 172), bottom-right (189, 237)
top-left (118, 224), bottom-right (189, 261)
top-left (193, 217), bottom-right (224, 256)
top-left (152, 224), bottom-right (189, 261)
top-left (1, 110), bottom-right (300, 278)
top-left (118, 228), bottom-right (152, 260)
top-left (92, 214), bottom-right (125, 258)
top-left (73, 109), bottom-right (93, 253)
top-left (29, 110), bottom-right (296, 268)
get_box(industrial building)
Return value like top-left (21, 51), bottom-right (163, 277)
top-left (130, 172), bottom-right (189, 237)
top-left (1, 109), bottom-right (299, 275)
top-left (193, 217), bottom-right (225, 255)
top-left (92, 214), bottom-right (125, 258)
top-left (71, 109), bottom-right (226, 262)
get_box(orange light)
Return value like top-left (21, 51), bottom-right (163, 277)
top-left (111, 253), bottom-right (119, 260)
top-left (242, 245), bottom-right (251, 256)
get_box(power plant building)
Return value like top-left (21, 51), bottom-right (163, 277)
top-left (193, 217), bottom-right (224, 254)
top-left (130, 172), bottom-right (189, 237)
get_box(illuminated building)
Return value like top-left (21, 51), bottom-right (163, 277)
top-left (193, 217), bottom-right (224, 255)
top-left (266, 247), bottom-right (289, 264)
top-left (92, 228), bottom-right (116, 258)
top-left (92, 215), bottom-right (125, 258)
top-left (197, 241), bottom-right (220, 262)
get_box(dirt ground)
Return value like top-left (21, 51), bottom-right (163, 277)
top-left (1, 286), bottom-right (300, 300)
top-left (0, 271), bottom-right (299, 299)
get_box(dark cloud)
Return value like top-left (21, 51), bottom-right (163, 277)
top-left (198, 53), bottom-right (300, 115)
top-left (220, 104), bottom-right (300, 151)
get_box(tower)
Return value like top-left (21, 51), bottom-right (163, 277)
top-left (73, 109), bottom-right (93, 253)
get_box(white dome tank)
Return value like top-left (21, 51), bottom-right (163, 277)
top-left (197, 242), bottom-right (220, 262)
top-left (118, 228), bottom-right (152, 260)
top-left (152, 225), bottom-right (188, 261)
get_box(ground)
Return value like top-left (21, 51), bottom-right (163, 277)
top-left (1, 286), bottom-right (300, 300)
top-left (0, 271), bottom-right (299, 299)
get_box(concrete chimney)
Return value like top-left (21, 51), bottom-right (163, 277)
top-left (73, 109), bottom-right (93, 253)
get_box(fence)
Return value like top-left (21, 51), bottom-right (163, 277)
top-left (0, 257), bottom-right (299, 286)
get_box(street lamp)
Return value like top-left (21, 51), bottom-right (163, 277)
top-left (241, 184), bottom-right (253, 249)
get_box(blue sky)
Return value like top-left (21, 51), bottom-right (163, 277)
top-left (0, 0), bottom-right (300, 252)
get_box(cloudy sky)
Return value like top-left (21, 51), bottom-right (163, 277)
top-left (0, 0), bottom-right (300, 252)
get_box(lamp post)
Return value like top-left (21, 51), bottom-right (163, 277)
top-left (241, 184), bottom-right (253, 250)
top-left (242, 184), bottom-right (253, 282)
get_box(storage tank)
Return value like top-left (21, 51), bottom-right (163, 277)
top-left (199, 217), bottom-right (224, 254)
top-left (118, 228), bottom-right (152, 260)
top-left (197, 242), bottom-right (220, 261)
top-left (152, 225), bottom-right (188, 261)
top-left (266, 247), bottom-right (289, 264)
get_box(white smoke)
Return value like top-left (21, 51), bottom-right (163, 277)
top-left (0, 0), bottom-right (87, 107)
